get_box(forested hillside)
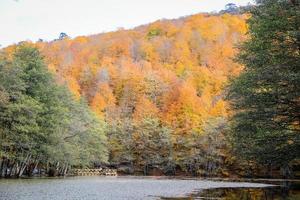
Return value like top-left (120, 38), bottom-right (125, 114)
top-left (1, 13), bottom-right (248, 176)
top-left (34, 13), bottom-right (248, 176)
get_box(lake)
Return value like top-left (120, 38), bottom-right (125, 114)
top-left (0, 176), bottom-right (299, 200)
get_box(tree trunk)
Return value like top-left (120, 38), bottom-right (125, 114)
top-left (18, 154), bottom-right (31, 177)
top-left (281, 164), bottom-right (292, 179)
top-left (267, 163), bottom-right (273, 178)
top-left (14, 163), bottom-right (20, 177)
top-left (8, 162), bottom-right (15, 177)
top-left (0, 158), bottom-right (5, 177)
top-left (29, 158), bottom-right (39, 177)
top-left (144, 164), bottom-right (148, 175)
top-left (63, 164), bottom-right (69, 176)
top-left (5, 159), bottom-right (10, 177)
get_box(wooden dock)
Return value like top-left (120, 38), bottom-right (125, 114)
top-left (72, 168), bottom-right (117, 176)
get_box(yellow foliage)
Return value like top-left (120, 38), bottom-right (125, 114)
top-left (91, 83), bottom-right (115, 118)
top-left (164, 83), bottom-right (206, 135)
top-left (133, 96), bottom-right (159, 121)
top-left (32, 13), bottom-right (247, 137)
top-left (67, 77), bottom-right (81, 99)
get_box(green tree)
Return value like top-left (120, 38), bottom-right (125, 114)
top-left (107, 117), bottom-right (135, 172)
top-left (132, 117), bottom-right (172, 175)
top-left (0, 44), bottom-right (108, 177)
top-left (228, 0), bottom-right (300, 176)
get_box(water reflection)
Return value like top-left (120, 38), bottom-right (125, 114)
top-left (0, 177), bottom-right (299, 200)
top-left (161, 182), bottom-right (300, 200)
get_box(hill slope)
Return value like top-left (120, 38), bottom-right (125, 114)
top-left (37, 13), bottom-right (247, 175)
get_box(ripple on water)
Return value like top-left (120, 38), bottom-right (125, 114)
top-left (0, 176), bottom-right (276, 200)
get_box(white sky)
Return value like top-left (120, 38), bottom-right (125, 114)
top-left (0, 0), bottom-right (253, 47)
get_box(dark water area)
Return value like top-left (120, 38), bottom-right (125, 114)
top-left (161, 181), bottom-right (300, 200)
top-left (0, 176), bottom-right (299, 200)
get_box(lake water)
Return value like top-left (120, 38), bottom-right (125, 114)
top-left (0, 176), bottom-right (299, 200)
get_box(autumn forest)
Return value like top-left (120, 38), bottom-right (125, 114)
top-left (0, 0), bottom-right (299, 179)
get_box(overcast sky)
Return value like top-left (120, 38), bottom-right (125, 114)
top-left (0, 0), bottom-right (253, 47)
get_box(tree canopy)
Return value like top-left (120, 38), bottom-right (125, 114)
top-left (0, 45), bottom-right (107, 177)
top-left (228, 0), bottom-right (300, 174)
top-left (34, 13), bottom-right (247, 175)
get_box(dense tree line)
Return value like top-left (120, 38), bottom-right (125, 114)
top-left (1, 13), bottom-right (247, 177)
top-left (30, 13), bottom-right (247, 176)
top-left (11, 14), bottom-right (247, 175)
top-left (228, 0), bottom-right (300, 177)
top-left (0, 45), bottom-right (107, 177)
top-left (2, 5), bottom-right (298, 178)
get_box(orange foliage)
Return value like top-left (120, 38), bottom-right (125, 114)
top-left (133, 96), bottom-right (159, 121)
top-left (35, 13), bottom-right (247, 136)
top-left (164, 82), bottom-right (206, 135)
top-left (91, 83), bottom-right (116, 118)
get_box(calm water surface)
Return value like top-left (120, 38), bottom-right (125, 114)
top-left (0, 176), bottom-right (299, 200)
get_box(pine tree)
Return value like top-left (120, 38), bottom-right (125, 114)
top-left (228, 0), bottom-right (300, 176)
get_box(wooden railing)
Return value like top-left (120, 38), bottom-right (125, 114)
top-left (72, 168), bottom-right (117, 176)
